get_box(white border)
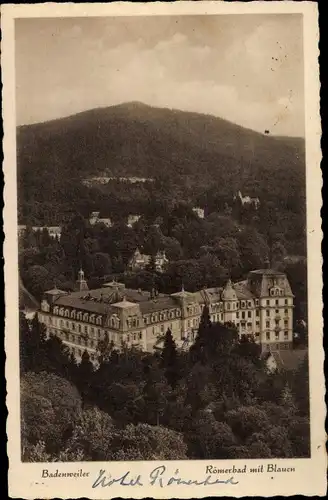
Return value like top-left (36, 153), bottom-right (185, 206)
top-left (3, 2), bottom-right (325, 498)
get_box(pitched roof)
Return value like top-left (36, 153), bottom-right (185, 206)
top-left (249, 269), bottom-right (285, 276)
top-left (52, 286), bottom-right (178, 316)
top-left (234, 280), bottom-right (255, 299)
top-left (19, 278), bottom-right (39, 310)
top-left (271, 349), bottom-right (307, 372)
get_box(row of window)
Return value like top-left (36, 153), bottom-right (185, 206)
top-left (266, 308), bottom-right (289, 317)
top-left (54, 329), bottom-right (99, 348)
top-left (269, 288), bottom-right (285, 297)
top-left (266, 319), bottom-right (289, 328)
top-left (55, 327), bottom-right (143, 347)
top-left (52, 306), bottom-right (104, 325)
top-left (266, 330), bottom-right (289, 341)
top-left (144, 309), bottom-right (181, 325)
top-left (265, 298), bottom-right (290, 306)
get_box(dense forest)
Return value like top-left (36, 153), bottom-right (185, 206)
top-left (19, 207), bottom-right (308, 333)
top-left (20, 312), bottom-right (310, 462)
top-left (17, 103), bottom-right (306, 258)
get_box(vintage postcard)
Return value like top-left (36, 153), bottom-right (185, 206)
top-left (2, 1), bottom-right (325, 498)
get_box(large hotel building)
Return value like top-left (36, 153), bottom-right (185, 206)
top-left (38, 268), bottom-right (294, 362)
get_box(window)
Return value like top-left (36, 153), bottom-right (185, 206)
top-left (275, 309), bottom-right (279, 314)
top-left (236, 312), bottom-right (239, 319)
top-left (161, 325), bottom-right (164, 332)
top-left (241, 311), bottom-right (245, 319)
top-left (266, 310), bottom-right (270, 317)
top-left (248, 311), bottom-right (251, 318)
top-left (266, 332), bottom-right (270, 340)
top-left (275, 319), bottom-right (279, 326)
top-left (256, 310), bottom-right (259, 317)
top-left (285, 299), bottom-right (288, 305)
top-left (84, 326), bottom-right (88, 333)
top-left (66, 321), bottom-right (69, 328)
top-left (256, 321), bottom-right (260, 327)
top-left (227, 303), bottom-right (231, 310)
top-left (139, 332), bottom-right (142, 340)
top-left (247, 301), bottom-right (252, 308)
top-left (284, 320), bottom-right (288, 327)
top-left (266, 300), bottom-right (270, 306)
top-left (78, 324), bottom-right (81, 333)
top-left (266, 320), bottom-right (270, 328)
top-left (72, 323), bottom-right (75, 330)
top-left (241, 301), bottom-right (245, 308)
top-left (275, 299), bottom-right (279, 305)
top-left (187, 320), bottom-right (191, 328)
top-left (284, 331), bottom-right (288, 340)
top-left (275, 331), bottom-right (279, 340)
top-left (60, 319), bottom-right (64, 327)
top-left (285, 309), bottom-right (288, 315)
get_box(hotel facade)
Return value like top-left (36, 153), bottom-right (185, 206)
top-left (38, 268), bottom-right (294, 363)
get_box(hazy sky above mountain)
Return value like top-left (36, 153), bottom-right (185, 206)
top-left (16, 14), bottom-right (304, 136)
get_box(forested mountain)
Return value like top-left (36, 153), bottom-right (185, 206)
top-left (17, 102), bottom-right (305, 224)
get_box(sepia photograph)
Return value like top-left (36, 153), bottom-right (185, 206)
top-left (3, 2), bottom-right (325, 498)
top-left (16, 12), bottom-right (311, 463)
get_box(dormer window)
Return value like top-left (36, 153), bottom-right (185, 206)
top-left (59, 307), bottom-right (64, 316)
top-left (53, 306), bottom-right (59, 315)
top-left (41, 300), bottom-right (50, 312)
top-left (71, 310), bottom-right (76, 319)
top-left (64, 309), bottom-right (70, 317)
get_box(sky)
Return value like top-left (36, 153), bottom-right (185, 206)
top-left (15, 14), bottom-right (305, 136)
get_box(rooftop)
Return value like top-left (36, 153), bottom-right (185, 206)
top-left (249, 269), bottom-right (285, 276)
top-left (112, 300), bottom-right (137, 309)
top-left (270, 349), bottom-right (307, 372)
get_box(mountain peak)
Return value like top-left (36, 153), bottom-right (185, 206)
top-left (117, 101), bottom-right (150, 110)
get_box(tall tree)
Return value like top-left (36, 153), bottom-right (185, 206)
top-left (190, 305), bottom-right (212, 364)
top-left (161, 328), bottom-right (180, 389)
top-left (20, 314), bottom-right (48, 374)
top-left (76, 350), bottom-right (94, 403)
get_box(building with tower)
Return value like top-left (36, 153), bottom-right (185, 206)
top-left (37, 268), bottom-right (294, 363)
